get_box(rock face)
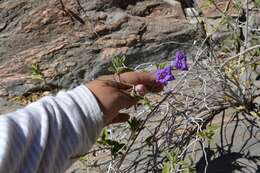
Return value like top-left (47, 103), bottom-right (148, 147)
top-left (0, 1), bottom-right (259, 173)
top-left (196, 0), bottom-right (240, 18)
top-left (0, 0), bottom-right (196, 100)
top-left (0, 0), bottom-right (198, 170)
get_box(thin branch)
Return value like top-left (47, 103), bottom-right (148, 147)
top-left (220, 44), bottom-right (260, 68)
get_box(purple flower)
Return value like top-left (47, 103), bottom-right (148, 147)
top-left (155, 66), bottom-right (175, 85)
top-left (171, 51), bottom-right (189, 71)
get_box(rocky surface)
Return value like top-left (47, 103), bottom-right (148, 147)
top-left (0, 0), bottom-right (196, 102)
top-left (196, 0), bottom-right (240, 18)
top-left (0, 0), bottom-right (199, 171)
top-left (1, 0), bottom-right (258, 109)
top-left (0, 0), bottom-right (259, 173)
top-left (194, 116), bottom-right (260, 173)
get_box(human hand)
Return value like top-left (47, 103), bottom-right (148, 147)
top-left (86, 72), bottom-right (163, 125)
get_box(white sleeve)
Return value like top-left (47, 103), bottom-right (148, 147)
top-left (0, 85), bottom-right (104, 173)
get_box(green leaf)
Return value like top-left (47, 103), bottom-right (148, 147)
top-left (143, 96), bottom-right (153, 110)
top-left (206, 124), bottom-right (219, 131)
top-left (97, 128), bottom-right (126, 157)
top-left (162, 151), bottom-right (195, 173)
top-left (79, 156), bottom-right (89, 164)
top-left (250, 111), bottom-right (260, 118)
top-left (253, 48), bottom-right (260, 57)
top-left (197, 124), bottom-right (219, 142)
top-left (162, 161), bottom-right (171, 173)
top-left (97, 128), bottom-right (109, 145)
top-left (156, 62), bottom-right (169, 70)
top-left (109, 54), bottom-right (133, 74)
top-left (31, 74), bottom-right (44, 80)
top-left (144, 136), bottom-right (153, 146)
top-left (106, 139), bottom-right (126, 157)
top-left (128, 117), bottom-right (144, 133)
top-left (31, 64), bottom-right (44, 81)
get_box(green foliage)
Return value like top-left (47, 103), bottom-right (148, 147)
top-left (255, 0), bottom-right (260, 7)
top-left (97, 128), bottom-right (110, 145)
top-left (162, 161), bottom-right (171, 173)
top-left (165, 152), bottom-right (179, 171)
top-left (31, 64), bottom-right (44, 80)
top-left (143, 96), bottom-right (154, 110)
top-left (106, 140), bottom-right (126, 157)
top-left (249, 111), bottom-right (260, 118)
top-left (201, 0), bottom-right (214, 8)
top-left (206, 0), bottom-right (214, 4)
top-left (235, 106), bottom-right (260, 118)
top-left (109, 54), bottom-right (133, 74)
top-left (97, 128), bottom-right (126, 157)
top-left (162, 152), bottom-right (195, 173)
top-left (197, 124), bottom-right (219, 143)
top-left (128, 117), bottom-right (144, 133)
top-left (156, 62), bottom-right (169, 70)
top-left (219, 15), bottom-right (232, 26)
top-left (253, 48), bottom-right (260, 57)
top-left (128, 95), bottom-right (153, 110)
top-left (96, 1), bottom-right (259, 171)
top-left (221, 32), bottom-right (242, 53)
top-left (79, 156), bottom-right (89, 165)
top-left (144, 135), bottom-right (153, 146)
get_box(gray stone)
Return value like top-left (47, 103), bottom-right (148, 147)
top-left (0, 0), bottom-right (197, 97)
top-left (0, 97), bottom-right (21, 114)
top-left (0, 88), bottom-right (8, 97)
top-left (250, 9), bottom-right (260, 38)
top-left (0, 1), bottom-right (198, 172)
top-left (184, 7), bottom-right (200, 17)
top-left (196, 0), bottom-right (240, 18)
top-left (106, 11), bottom-right (128, 24)
top-left (194, 119), bottom-right (260, 173)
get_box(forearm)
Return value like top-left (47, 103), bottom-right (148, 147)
top-left (0, 85), bottom-right (104, 173)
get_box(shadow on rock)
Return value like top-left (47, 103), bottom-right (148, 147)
top-left (111, 0), bottom-right (143, 9)
top-left (195, 114), bottom-right (260, 173)
top-left (196, 148), bottom-right (260, 173)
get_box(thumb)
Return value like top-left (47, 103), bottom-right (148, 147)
top-left (134, 84), bottom-right (147, 96)
top-left (108, 113), bottom-right (130, 125)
